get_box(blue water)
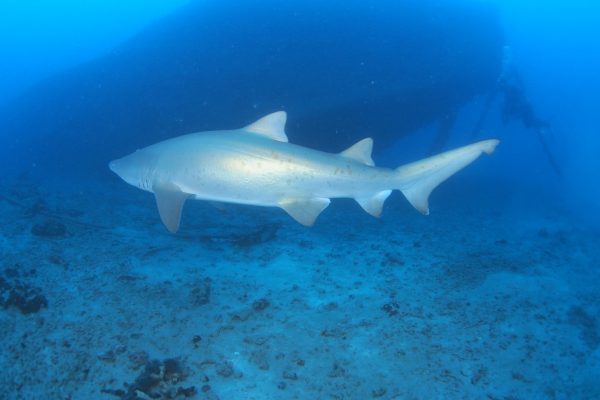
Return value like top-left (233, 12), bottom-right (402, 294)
top-left (1, 1), bottom-right (599, 398)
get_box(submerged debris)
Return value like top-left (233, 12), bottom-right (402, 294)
top-left (252, 298), bottom-right (270, 312)
top-left (31, 220), bottom-right (67, 238)
top-left (102, 358), bottom-right (196, 399)
top-left (0, 268), bottom-right (47, 314)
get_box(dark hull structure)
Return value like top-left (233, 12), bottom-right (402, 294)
top-left (0, 0), bottom-right (503, 175)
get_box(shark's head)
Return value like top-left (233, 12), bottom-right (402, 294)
top-left (109, 150), bottom-right (157, 191)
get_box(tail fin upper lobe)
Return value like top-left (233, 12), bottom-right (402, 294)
top-left (396, 139), bottom-right (499, 214)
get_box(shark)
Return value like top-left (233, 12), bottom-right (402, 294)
top-left (109, 111), bottom-right (498, 233)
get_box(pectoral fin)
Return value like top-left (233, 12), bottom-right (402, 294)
top-left (153, 181), bottom-right (191, 233)
top-left (278, 198), bottom-right (330, 226)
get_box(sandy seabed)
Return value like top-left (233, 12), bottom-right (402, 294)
top-left (0, 175), bottom-right (598, 400)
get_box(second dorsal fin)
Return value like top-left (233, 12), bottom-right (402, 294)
top-left (340, 138), bottom-right (374, 166)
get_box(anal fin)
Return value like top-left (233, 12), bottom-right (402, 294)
top-left (278, 198), bottom-right (330, 226)
top-left (355, 190), bottom-right (392, 217)
top-left (153, 181), bottom-right (191, 233)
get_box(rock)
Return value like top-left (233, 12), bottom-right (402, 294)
top-left (381, 252), bottom-right (405, 267)
top-left (231, 223), bottom-right (280, 248)
top-left (177, 386), bottom-right (197, 398)
top-left (243, 335), bottom-right (270, 346)
top-left (568, 305), bottom-right (600, 349)
top-left (250, 351), bottom-right (270, 370)
top-left (192, 335), bottom-right (202, 348)
top-left (217, 361), bottom-right (234, 378)
top-left (97, 349), bottom-right (116, 363)
top-left (128, 351), bottom-right (150, 370)
top-left (230, 309), bottom-right (252, 322)
top-left (252, 298), bottom-right (270, 312)
top-left (127, 360), bottom-right (163, 397)
top-left (47, 254), bottom-right (68, 267)
top-left (3, 267), bottom-right (18, 278)
top-left (163, 358), bottom-right (184, 383)
top-left (100, 388), bottom-right (126, 397)
top-left (328, 361), bottom-right (346, 378)
top-left (8, 290), bottom-right (47, 314)
top-left (320, 327), bottom-right (347, 339)
top-left (471, 367), bottom-right (487, 385)
top-left (216, 361), bottom-right (242, 379)
top-left (103, 358), bottom-right (192, 399)
top-left (0, 277), bottom-right (48, 314)
top-left (282, 370), bottom-right (298, 380)
top-left (189, 278), bottom-right (211, 306)
top-left (31, 220), bottom-right (66, 238)
top-left (381, 302), bottom-right (400, 317)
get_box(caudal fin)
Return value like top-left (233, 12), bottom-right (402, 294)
top-left (397, 139), bottom-right (499, 214)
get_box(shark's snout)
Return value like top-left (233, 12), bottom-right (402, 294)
top-left (108, 157), bottom-right (130, 181)
top-left (109, 159), bottom-right (126, 178)
top-left (108, 160), bottom-right (118, 173)
top-left (108, 151), bottom-right (157, 189)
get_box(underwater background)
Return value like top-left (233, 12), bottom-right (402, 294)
top-left (0, 0), bottom-right (599, 399)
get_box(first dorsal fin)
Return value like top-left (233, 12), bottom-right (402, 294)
top-left (339, 138), bottom-right (374, 166)
top-left (244, 111), bottom-right (288, 142)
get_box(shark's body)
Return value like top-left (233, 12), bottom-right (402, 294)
top-left (110, 112), bottom-right (498, 232)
